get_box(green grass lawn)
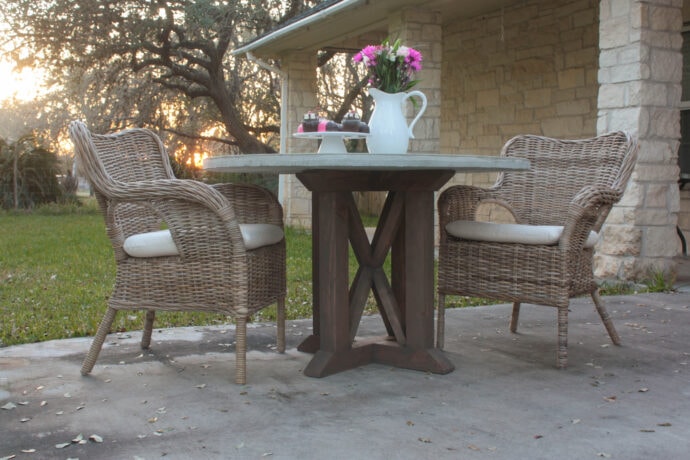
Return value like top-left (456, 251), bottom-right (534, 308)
top-left (0, 201), bottom-right (657, 348)
top-left (0, 202), bottom-right (396, 347)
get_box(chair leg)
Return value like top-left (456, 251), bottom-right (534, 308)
top-left (141, 310), bottom-right (156, 349)
top-left (235, 316), bottom-right (247, 385)
top-left (557, 306), bottom-right (568, 369)
top-left (436, 293), bottom-right (446, 349)
top-left (509, 302), bottom-right (521, 333)
top-left (592, 289), bottom-right (621, 346)
top-left (81, 307), bottom-right (117, 376)
top-left (276, 297), bottom-right (286, 354)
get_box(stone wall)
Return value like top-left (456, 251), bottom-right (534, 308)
top-left (277, 0), bottom-right (683, 283)
top-left (596, 0), bottom-right (682, 281)
top-left (281, 9), bottom-right (444, 227)
top-left (388, 8), bottom-right (443, 154)
top-left (282, 51), bottom-right (319, 227)
top-left (441, 0), bottom-right (600, 188)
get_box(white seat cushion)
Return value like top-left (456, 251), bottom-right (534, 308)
top-left (123, 224), bottom-right (284, 258)
top-left (445, 220), bottom-right (599, 248)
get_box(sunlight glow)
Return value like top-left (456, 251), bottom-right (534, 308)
top-left (0, 60), bottom-right (47, 103)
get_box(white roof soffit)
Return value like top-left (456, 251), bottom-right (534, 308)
top-left (232, 0), bottom-right (365, 57)
top-left (233, 0), bottom-right (520, 57)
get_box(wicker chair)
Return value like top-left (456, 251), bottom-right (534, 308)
top-left (436, 131), bottom-right (638, 368)
top-left (69, 121), bottom-right (286, 384)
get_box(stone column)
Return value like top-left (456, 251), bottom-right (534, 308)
top-left (282, 51), bottom-right (319, 227)
top-left (388, 8), bottom-right (442, 153)
top-left (596, 0), bottom-right (683, 281)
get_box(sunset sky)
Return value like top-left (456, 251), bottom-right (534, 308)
top-left (0, 59), bottom-right (46, 103)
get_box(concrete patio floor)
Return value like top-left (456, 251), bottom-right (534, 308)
top-left (2, 265), bottom-right (690, 459)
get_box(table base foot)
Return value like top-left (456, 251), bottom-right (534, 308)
top-left (300, 336), bottom-right (455, 378)
top-left (297, 334), bottom-right (320, 354)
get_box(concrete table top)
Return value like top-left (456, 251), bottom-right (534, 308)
top-left (203, 153), bottom-right (531, 174)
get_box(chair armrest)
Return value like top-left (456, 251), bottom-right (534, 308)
top-left (572, 185), bottom-right (623, 210)
top-left (105, 178), bottom-right (230, 213)
top-left (211, 183), bottom-right (283, 226)
top-left (102, 179), bottom-right (250, 259)
top-left (560, 185), bottom-right (622, 250)
top-left (438, 185), bottom-right (506, 227)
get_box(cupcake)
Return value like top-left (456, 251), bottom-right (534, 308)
top-left (300, 111), bottom-right (319, 132)
top-left (324, 120), bottom-right (342, 132)
top-left (341, 111), bottom-right (361, 132)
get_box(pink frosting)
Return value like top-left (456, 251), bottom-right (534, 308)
top-left (317, 120), bottom-right (328, 132)
top-left (297, 124), bottom-right (304, 133)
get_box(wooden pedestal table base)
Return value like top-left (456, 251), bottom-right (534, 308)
top-left (296, 170), bottom-right (455, 377)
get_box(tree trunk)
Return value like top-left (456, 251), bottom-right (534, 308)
top-left (12, 147), bottom-right (19, 210)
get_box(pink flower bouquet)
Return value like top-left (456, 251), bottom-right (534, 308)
top-left (353, 38), bottom-right (423, 93)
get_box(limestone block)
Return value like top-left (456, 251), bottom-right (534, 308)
top-left (628, 81), bottom-right (668, 106)
top-left (610, 63), bottom-right (645, 83)
top-left (566, 47), bottom-right (598, 68)
top-left (645, 225), bottom-right (680, 257)
top-left (476, 89), bottom-right (500, 107)
top-left (524, 89), bottom-right (552, 108)
top-left (593, 253), bottom-right (624, 279)
top-left (599, 15), bottom-right (632, 49)
top-left (599, 225), bottom-right (642, 256)
top-left (605, 205), bottom-right (637, 224)
top-left (602, 106), bottom-right (644, 134)
top-left (645, 183), bottom-right (671, 208)
top-left (558, 68), bottom-right (585, 89)
top-left (649, 4), bottom-right (683, 31)
top-left (556, 99), bottom-right (591, 115)
top-left (649, 108), bottom-right (680, 138)
top-left (651, 49), bottom-right (682, 82)
top-left (634, 163), bottom-right (678, 182)
top-left (598, 83), bottom-right (626, 108)
top-left (633, 208), bottom-right (677, 226)
top-left (288, 198), bottom-right (311, 220)
top-left (540, 117), bottom-right (584, 136)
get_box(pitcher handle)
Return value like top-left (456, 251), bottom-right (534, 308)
top-left (403, 90), bottom-right (427, 139)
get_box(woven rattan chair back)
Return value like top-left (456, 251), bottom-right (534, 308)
top-left (436, 131), bottom-right (638, 369)
top-left (69, 120), bottom-right (286, 384)
top-left (495, 132), bottom-right (636, 227)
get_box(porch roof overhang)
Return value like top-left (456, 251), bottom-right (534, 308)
top-left (233, 0), bottom-right (518, 57)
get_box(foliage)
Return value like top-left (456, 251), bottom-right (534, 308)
top-left (1, 0), bottom-right (322, 156)
top-left (4, 203), bottom-right (671, 347)
top-left (0, 206), bottom-right (381, 346)
top-left (353, 38), bottom-right (423, 93)
top-left (0, 133), bottom-right (67, 209)
top-left (642, 270), bottom-right (675, 293)
top-left (316, 50), bottom-right (371, 126)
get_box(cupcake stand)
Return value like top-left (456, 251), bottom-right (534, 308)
top-left (293, 131), bottom-right (369, 154)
